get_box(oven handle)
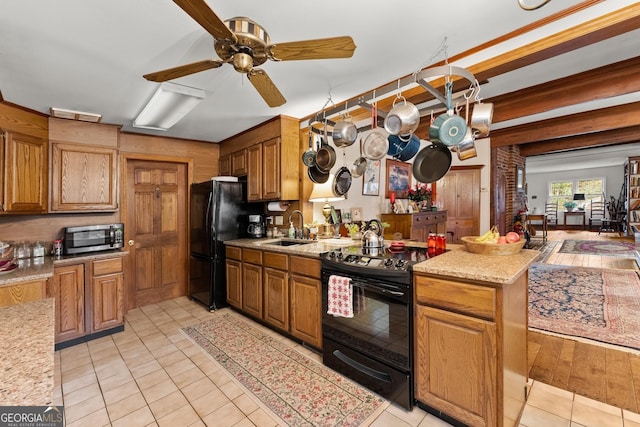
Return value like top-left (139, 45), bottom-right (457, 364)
top-left (333, 350), bottom-right (392, 383)
top-left (351, 280), bottom-right (406, 298)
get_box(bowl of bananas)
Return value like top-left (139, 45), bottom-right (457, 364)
top-left (461, 227), bottom-right (526, 256)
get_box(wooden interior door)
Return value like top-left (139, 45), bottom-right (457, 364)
top-left (126, 160), bottom-right (188, 309)
top-left (439, 167), bottom-right (481, 243)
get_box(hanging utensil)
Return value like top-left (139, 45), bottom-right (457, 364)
top-left (470, 84), bottom-right (493, 137)
top-left (308, 132), bottom-right (330, 184)
top-left (332, 102), bottom-right (358, 148)
top-left (362, 99), bottom-right (388, 160)
top-left (429, 81), bottom-right (467, 147)
top-left (350, 137), bottom-right (367, 178)
top-left (315, 120), bottom-right (337, 172)
top-left (412, 141), bottom-right (453, 183)
top-left (301, 128), bottom-right (317, 167)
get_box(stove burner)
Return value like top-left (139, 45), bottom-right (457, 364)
top-left (321, 244), bottom-right (445, 273)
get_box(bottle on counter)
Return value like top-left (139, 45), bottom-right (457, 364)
top-left (288, 222), bottom-right (295, 238)
top-left (33, 241), bottom-right (45, 258)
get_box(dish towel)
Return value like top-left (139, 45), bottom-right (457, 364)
top-left (327, 275), bottom-right (353, 318)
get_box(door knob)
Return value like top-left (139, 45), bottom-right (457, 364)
top-left (128, 240), bottom-right (135, 246)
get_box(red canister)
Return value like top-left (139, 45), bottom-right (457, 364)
top-left (53, 239), bottom-right (63, 257)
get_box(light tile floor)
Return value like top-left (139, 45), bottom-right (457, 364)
top-left (54, 296), bottom-right (640, 427)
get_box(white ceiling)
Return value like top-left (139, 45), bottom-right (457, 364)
top-left (0, 0), bottom-right (638, 144)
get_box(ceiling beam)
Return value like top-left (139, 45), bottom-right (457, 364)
top-left (519, 125), bottom-right (640, 157)
top-left (490, 101), bottom-right (640, 147)
top-left (488, 55), bottom-right (640, 123)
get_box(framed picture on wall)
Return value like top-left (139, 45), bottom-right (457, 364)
top-left (362, 159), bottom-right (381, 196)
top-left (386, 159), bottom-right (411, 198)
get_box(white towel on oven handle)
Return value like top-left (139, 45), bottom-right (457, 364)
top-left (327, 275), bottom-right (353, 318)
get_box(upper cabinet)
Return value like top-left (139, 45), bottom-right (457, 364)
top-left (1, 129), bottom-right (49, 214)
top-left (220, 116), bottom-right (300, 201)
top-left (0, 103), bottom-right (49, 215)
top-left (48, 118), bottom-right (120, 212)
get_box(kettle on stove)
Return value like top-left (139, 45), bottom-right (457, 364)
top-left (361, 219), bottom-right (384, 248)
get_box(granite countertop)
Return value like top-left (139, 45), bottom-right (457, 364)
top-left (226, 237), bottom-right (356, 256)
top-left (412, 244), bottom-right (539, 285)
top-left (0, 298), bottom-right (55, 406)
top-left (0, 249), bottom-right (127, 287)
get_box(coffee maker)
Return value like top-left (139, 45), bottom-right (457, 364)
top-left (247, 214), bottom-right (265, 238)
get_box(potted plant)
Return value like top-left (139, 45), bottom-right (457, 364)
top-left (563, 201), bottom-right (577, 211)
top-left (345, 222), bottom-right (365, 240)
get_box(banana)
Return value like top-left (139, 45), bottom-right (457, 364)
top-left (476, 226), bottom-right (500, 243)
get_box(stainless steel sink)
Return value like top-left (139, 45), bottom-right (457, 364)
top-left (263, 239), bottom-right (314, 247)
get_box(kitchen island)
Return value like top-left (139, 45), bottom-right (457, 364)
top-left (412, 245), bottom-right (538, 427)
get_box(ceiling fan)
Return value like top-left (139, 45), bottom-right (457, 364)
top-left (143, 0), bottom-right (357, 107)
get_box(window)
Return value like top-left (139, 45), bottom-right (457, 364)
top-left (549, 178), bottom-right (604, 211)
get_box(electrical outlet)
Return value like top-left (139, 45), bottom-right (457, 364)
top-left (275, 216), bottom-right (283, 225)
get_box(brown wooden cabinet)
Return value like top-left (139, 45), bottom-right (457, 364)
top-left (91, 257), bottom-right (124, 332)
top-left (48, 118), bottom-right (119, 212)
top-left (220, 116), bottom-right (299, 202)
top-left (50, 254), bottom-right (125, 346)
top-left (0, 129), bottom-right (48, 214)
top-left (439, 166), bottom-right (481, 243)
top-left (289, 255), bottom-right (322, 349)
top-left (414, 272), bottom-right (528, 427)
top-left (381, 211), bottom-right (448, 242)
top-left (50, 143), bottom-right (118, 211)
top-left (225, 246), bottom-right (242, 309)
top-left (231, 149), bottom-right (248, 176)
top-left (219, 154), bottom-right (231, 176)
top-left (225, 246), bottom-right (322, 349)
top-left (242, 248), bottom-right (263, 319)
top-left (0, 279), bottom-right (47, 307)
top-left (50, 263), bottom-right (85, 343)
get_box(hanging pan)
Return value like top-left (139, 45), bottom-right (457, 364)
top-left (350, 137), bottom-right (367, 178)
top-left (362, 102), bottom-right (388, 160)
top-left (332, 151), bottom-right (352, 196)
top-left (315, 121), bottom-right (337, 172)
top-left (387, 133), bottom-right (420, 162)
top-left (307, 134), bottom-right (329, 184)
top-left (301, 129), bottom-right (317, 167)
top-left (412, 142), bottom-right (452, 183)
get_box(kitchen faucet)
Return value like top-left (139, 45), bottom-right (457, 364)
top-left (288, 210), bottom-right (305, 239)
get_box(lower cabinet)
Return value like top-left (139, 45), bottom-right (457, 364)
top-left (414, 273), bottom-right (528, 427)
top-left (50, 255), bottom-right (125, 347)
top-left (0, 278), bottom-right (47, 308)
top-left (225, 246), bottom-right (322, 349)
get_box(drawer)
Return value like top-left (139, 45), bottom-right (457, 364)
top-left (263, 251), bottom-right (288, 270)
top-left (93, 257), bottom-right (123, 276)
top-left (242, 248), bottom-right (263, 265)
top-left (414, 275), bottom-right (496, 320)
top-left (226, 245), bottom-right (242, 260)
top-left (290, 255), bottom-right (321, 279)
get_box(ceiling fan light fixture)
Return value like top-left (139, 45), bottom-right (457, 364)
top-left (133, 82), bottom-right (205, 131)
top-left (50, 107), bottom-right (102, 123)
top-left (233, 52), bottom-right (254, 73)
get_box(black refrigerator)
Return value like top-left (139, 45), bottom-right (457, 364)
top-left (189, 180), bottom-right (261, 310)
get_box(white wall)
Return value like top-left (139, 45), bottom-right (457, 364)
top-left (525, 164), bottom-right (625, 225)
top-left (310, 132), bottom-right (492, 234)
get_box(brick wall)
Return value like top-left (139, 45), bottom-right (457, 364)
top-left (494, 145), bottom-right (526, 232)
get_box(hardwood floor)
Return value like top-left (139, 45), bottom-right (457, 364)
top-left (527, 229), bottom-right (640, 413)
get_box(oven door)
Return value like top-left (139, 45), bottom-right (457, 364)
top-left (321, 271), bottom-right (411, 371)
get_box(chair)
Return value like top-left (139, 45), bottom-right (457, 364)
top-left (588, 200), bottom-right (606, 231)
top-left (545, 201), bottom-right (558, 227)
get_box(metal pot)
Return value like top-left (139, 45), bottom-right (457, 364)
top-left (470, 102), bottom-right (493, 137)
top-left (384, 96), bottom-right (420, 136)
top-left (429, 81), bottom-right (467, 147)
top-left (412, 142), bottom-right (453, 183)
top-left (332, 166), bottom-right (352, 196)
top-left (454, 127), bottom-right (477, 161)
top-left (315, 122), bottom-right (336, 172)
top-left (387, 133), bottom-right (420, 162)
top-left (332, 118), bottom-right (358, 148)
top-left (361, 219), bottom-right (384, 248)
top-left (362, 129), bottom-right (389, 160)
top-left (308, 162), bottom-right (330, 184)
top-left (350, 138), bottom-right (367, 178)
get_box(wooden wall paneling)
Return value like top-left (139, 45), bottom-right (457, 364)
top-left (0, 103), bottom-right (48, 139)
top-left (519, 126), bottom-right (640, 157)
top-left (49, 118), bottom-right (120, 147)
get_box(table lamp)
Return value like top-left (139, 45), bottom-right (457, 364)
top-left (573, 193), bottom-right (586, 209)
top-left (309, 175), bottom-right (345, 238)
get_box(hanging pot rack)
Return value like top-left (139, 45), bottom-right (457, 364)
top-left (307, 65), bottom-right (479, 133)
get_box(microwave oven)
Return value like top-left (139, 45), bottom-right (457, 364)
top-left (63, 223), bottom-right (124, 255)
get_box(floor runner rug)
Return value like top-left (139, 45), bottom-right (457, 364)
top-left (183, 312), bottom-right (387, 426)
top-left (528, 263), bottom-right (640, 350)
top-left (558, 239), bottom-right (636, 257)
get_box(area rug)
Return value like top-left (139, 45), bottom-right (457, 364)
top-left (528, 263), bottom-right (640, 350)
top-left (558, 239), bottom-right (636, 257)
top-left (527, 240), bottom-right (558, 263)
top-left (182, 312), bottom-right (387, 426)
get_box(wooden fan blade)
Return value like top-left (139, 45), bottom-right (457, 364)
top-left (143, 60), bottom-right (223, 82)
top-left (247, 69), bottom-right (286, 108)
top-left (269, 36), bottom-right (356, 61)
top-left (173, 0), bottom-right (234, 41)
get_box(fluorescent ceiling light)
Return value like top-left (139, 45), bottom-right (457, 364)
top-left (133, 82), bottom-right (205, 131)
top-left (50, 107), bottom-right (102, 123)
